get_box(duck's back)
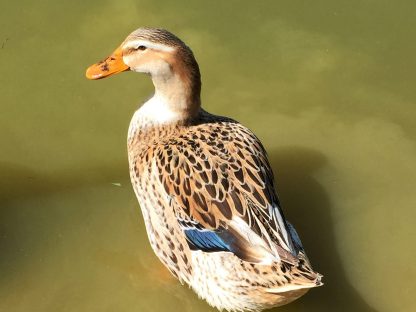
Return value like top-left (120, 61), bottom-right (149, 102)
top-left (127, 109), bottom-right (321, 311)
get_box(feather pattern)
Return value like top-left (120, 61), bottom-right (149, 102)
top-left (155, 113), bottom-right (295, 247)
top-left (129, 109), bottom-right (322, 297)
top-left (184, 228), bottom-right (231, 252)
top-left (149, 112), bottom-right (298, 264)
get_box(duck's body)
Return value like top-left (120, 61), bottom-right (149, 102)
top-left (87, 27), bottom-right (322, 311)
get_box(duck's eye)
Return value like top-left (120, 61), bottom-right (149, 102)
top-left (136, 45), bottom-right (147, 51)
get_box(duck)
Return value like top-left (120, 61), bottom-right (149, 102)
top-left (86, 27), bottom-right (322, 312)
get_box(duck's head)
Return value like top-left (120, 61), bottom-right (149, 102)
top-left (86, 28), bottom-right (201, 112)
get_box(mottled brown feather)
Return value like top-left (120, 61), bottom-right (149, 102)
top-left (130, 112), bottom-right (296, 262)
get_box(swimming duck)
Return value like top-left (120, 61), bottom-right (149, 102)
top-left (86, 27), bottom-right (322, 311)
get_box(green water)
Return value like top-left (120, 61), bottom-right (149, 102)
top-left (1, 1), bottom-right (415, 311)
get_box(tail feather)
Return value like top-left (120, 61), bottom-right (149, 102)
top-left (266, 272), bottom-right (323, 294)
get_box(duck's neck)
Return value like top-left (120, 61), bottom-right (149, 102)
top-left (151, 75), bottom-right (200, 118)
top-left (150, 49), bottom-right (201, 121)
top-left (128, 56), bottom-right (201, 139)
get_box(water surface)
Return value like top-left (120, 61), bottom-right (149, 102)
top-left (1, 1), bottom-right (415, 311)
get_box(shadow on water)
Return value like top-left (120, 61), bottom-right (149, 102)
top-left (267, 146), bottom-right (376, 312)
top-left (0, 149), bottom-right (377, 311)
top-left (0, 161), bottom-right (129, 281)
top-left (0, 161), bottom-right (128, 203)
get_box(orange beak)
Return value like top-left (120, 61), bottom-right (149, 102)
top-left (86, 46), bottom-right (130, 80)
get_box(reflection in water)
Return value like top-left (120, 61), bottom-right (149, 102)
top-left (267, 147), bottom-right (376, 312)
top-left (0, 161), bottom-right (216, 311)
top-left (0, 161), bottom-right (126, 287)
top-left (0, 150), bottom-right (376, 312)
top-left (0, 161), bottom-right (127, 203)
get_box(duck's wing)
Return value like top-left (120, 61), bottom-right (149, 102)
top-left (155, 120), bottom-right (299, 265)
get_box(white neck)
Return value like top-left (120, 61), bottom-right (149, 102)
top-left (127, 94), bottom-right (178, 139)
top-left (152, 71), bottom-right (189, 113)
top-left (126, 53), bottom-right (201, 140)
top-left (140, 93), bottom-right (182, 124)
top-left (124, 52), bottom-right (192, 114)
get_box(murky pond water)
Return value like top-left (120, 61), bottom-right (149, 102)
top-left (1, 1), bottom-right (415, 311)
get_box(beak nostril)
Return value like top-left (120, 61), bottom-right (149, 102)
top-left (100, 63), bottom-right (109, 72)
top-left (85, 45), bottom-right (129, 80)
